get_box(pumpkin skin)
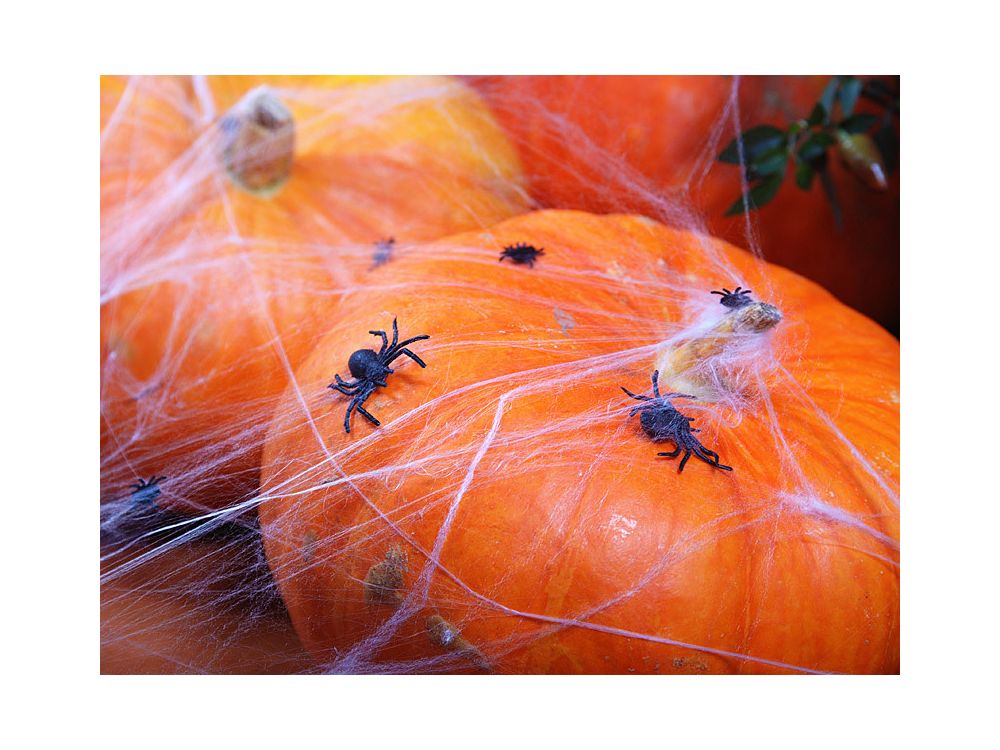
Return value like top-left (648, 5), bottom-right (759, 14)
top-left (467, 75), bottom-right (734, 216)
top-left (468, 75), bottom-right (899, 335)
top-left (258, 210), bottom-right (899, 675)
top-left (101, 76), bottom-right (527, 511)
top-left (101, 531), bottom-right (314, 674)
top-left (101, 75), bottom-right (196, 235)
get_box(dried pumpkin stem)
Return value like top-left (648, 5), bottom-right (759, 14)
top-left (655, 300), bottom-right (782, 401)
top-left (220, 86), bottom-right (295, 195)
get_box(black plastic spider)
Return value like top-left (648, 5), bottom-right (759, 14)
top-left (371, 236), bottom-right (395, 270)
top-left (131, 475), bottom-right (166, 504)
top-left (711, 286), bottom-right (753, 308)
top-left (621, 370), bottom-right (732, 473)
top-left (499, 242), bottom-right (545, 267)
top-left (328, 318), bottom-right (430, 433)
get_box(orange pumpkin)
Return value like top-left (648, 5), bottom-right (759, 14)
top-left (101, 76), bottom-right (527, 511)
top-left (468, 75), bottom-right (899, 334)
top-left (258, 210), bottom-right (900, 674)
top-left (101, 528), bottom-right (314, 674)
top-left (468, 75), bottom-right (734, 216)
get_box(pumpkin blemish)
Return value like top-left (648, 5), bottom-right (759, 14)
top-left (426, 615), bottom-right (490, 673)
top-left (553, 307), bottom-right (576, 335)
top-left (364, 545), bottom-right (408, 607)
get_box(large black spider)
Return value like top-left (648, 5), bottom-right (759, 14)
top-left (328, 318), bottom-right (430, 434)
top-left (130, 475), bottom-right (166, 504)
top-left (621, 370), bottom-right (733, 473)
top-left (499, 242), bottom-right (544, 267)
top-left (711, 286), bottom-right (753, 308)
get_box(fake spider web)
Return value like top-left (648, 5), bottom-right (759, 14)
top-left (100, 75), bottom-right (899, 674)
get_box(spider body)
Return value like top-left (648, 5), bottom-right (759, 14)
top-left (499, 242), bottom-right (544, 267)
top-left (711, 286), bottom-right (753, 308)
top-left (348, 348), bottom-right (392, 382)
top-left (329, 318), bottom-right (430, 433)
top-left (621, 370), bottom-right (732, 473)
top-left (371, 237), bottom-right (395, 270)
top-left (131, 475), bottom-right (166, 504)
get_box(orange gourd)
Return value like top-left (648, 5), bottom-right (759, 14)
top-left (101, 530), bottom-right (314, 674)
top-left (468, 75), bottom-right (899, 334)
top-left (101, 76), bottom-right (527, 510)
top-left (258, 210), bottom-right (899, 674)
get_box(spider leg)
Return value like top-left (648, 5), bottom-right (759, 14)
top-left (369, 329), bottom-right (389, 356)
top-left (693, 444), bottom-right (732, 470)
top-left (695, 444), bottom-right (719, 461)
top-left (329, 383), bottom-right (358, 396)
top-left (621, 387), bottom-right (651, 401)
top-left (390, 334), bottom-right (431, 351)
top-left (355, 403), bottom-right (381, 426)
top-left (657, 444), bottom-right (681, 458)
top-left (390, 317), bottom-right (399, 348)
top-left (344, 398), bottom-right (357, 433)
top-left (678, 450), bottom-right (692, 473)
top-left (650, 370), bottom-right (662, 398)
top-left (335, 373), bottom-right (360, 388)
top-left (386, 348), bottom-right (427, 368)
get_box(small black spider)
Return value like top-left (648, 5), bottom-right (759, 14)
top-left (130, 475), bottom-right (166, 504)
top-left (621, 370), bottom-right (732, 473)
top-left (711, 286), bottom-right (753, 308)
top-left (371, 237), bottom-right (395, 270)
top-left (328, 318), bottom-right (430, 434)
top-left (499, 242), bottom-right (544, 268)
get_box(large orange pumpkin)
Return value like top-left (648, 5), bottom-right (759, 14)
top-left (468, 75), bottom-right (899, 334)
top-left (258, 210), bottom-right (900, 674)
top-left (101, 526), bottom-right (314, 674)
top-left (101, 76), bottom-right (527, 511)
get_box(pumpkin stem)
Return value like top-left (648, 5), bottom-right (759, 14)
top-left (655, 300), bottom-right (782, 401)
top-left (219, 86), bottom-right (295, 195)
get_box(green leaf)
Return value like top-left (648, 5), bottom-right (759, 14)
top-left (838, 77), bottom-right (863, 118)
top-left (795, 160), bottom-right (815, 190)
top-left (797, 132), bottom-right (836, 163)
top-left (840, 113), bottom-right (879, 134)
top-left (724, 173), bottom-right (784, 216)
top-left (718, 125), bottom-right (786, 164)
top-left (818, 78), bottom-right (840, 121)
top-left (818, 166), bottom-right (843, 229)
top-left (807, 103), bottom-right (826, 127)
top-left (747, 148), bottom-right (788, 178)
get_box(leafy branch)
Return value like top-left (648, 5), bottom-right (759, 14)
top-left (718, 76), bottom-right (899, 218)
